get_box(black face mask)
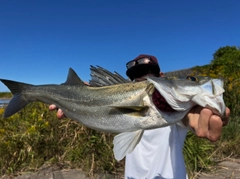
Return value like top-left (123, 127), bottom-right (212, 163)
top-left (132, 68), bottom-right (153, 79)
top-left (129, 65), bottom-right (160, 80)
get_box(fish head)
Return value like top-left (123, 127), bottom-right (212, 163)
top-left (146, 76), bottom-right (226, 117)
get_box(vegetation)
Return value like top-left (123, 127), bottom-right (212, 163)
top-left (0, 45), bottom-right (239, 178)
top-left (0, 103), bottom-right (124, 177)
top-left (0, 92), bottom-right (12, 98)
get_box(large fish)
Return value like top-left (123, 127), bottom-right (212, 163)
top-left (0, 67), bottom-right (226, 160)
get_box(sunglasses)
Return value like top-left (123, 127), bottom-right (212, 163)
top-left (126, 57), bottom-right (155, 69)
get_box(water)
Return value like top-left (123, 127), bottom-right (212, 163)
top-left (0, 99), bottom-right (10, 108)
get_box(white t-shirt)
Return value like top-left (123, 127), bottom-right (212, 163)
top-left (125, 124), bottom-right (189, 179)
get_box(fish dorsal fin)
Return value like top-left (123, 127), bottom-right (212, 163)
top-left (89, 66), bottom-right (129, 87)
top-left (62, 68), bottom-right (84, 85)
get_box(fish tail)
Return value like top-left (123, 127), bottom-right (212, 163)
top-left (0, 79), bottom-right (33, 118)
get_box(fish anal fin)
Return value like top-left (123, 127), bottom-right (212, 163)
top-left (113, 130), bottom-right (144, 161)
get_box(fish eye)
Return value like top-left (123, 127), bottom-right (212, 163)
top-left (186, 76), bottom-right (198, 82)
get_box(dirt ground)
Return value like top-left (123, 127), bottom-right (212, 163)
top-left (196, 158), bottom-right (240, 179)
top-left (1, 158), bottom-right (240, 179)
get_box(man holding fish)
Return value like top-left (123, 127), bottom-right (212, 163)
top-left (49, 54), bottom-right (230, 179)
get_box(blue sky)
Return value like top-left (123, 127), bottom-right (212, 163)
top-left (0, 0), bottom-right (239, 92)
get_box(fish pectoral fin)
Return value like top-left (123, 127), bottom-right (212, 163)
top-left (111, 106), bottom-right (149, 116)
top-left (111, 106), bottom-right (148, 111)
top-left (113, 130), bottom-right (144, 161)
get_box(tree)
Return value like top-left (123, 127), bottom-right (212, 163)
top-left (210, 46), bottom-right (240, 115)
top-left (211, 46), bottom-right (240, 77)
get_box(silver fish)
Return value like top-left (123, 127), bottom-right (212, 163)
top-left (0, 67), bottom-right (226, 160)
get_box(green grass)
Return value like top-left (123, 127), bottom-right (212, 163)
top-left (213, 116), bottom-right (240, 159)
top-left (183, 132), bottom-right (215, 177)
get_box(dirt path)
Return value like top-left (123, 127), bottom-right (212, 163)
top-left (196, 158), bottom-right (240, 179)
top-left (1, 168), bottom-right (120, 179)
top-left (1, 164), bottom-right (122, 179)
top-left (1, 159), bottom-right (240, 179)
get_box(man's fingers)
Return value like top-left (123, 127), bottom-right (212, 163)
top-left (222, 107), bottom-right (230, 126)
top-left (57, 109), bottom-right (65, 119)
top-left (208, 115), bottom-right (222, 142)
top-left (185, 106), bottom-right (230, 142)
top-left (49, 104), bottom-right (65, 119)
top-left (195, 108), bottom-right (212, 138)
top-left (49, 104), bottom-right (57, 111)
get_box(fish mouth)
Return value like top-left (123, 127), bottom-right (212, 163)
top-left (152, 89), bottom-right (176, 112)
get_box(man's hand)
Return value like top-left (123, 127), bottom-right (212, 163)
top-left (49, 104), bottom-right (65, 119)
top-left (48, 82), bottom-right (90, 119)
top-left (182, 106), bottom-right (230, 142)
